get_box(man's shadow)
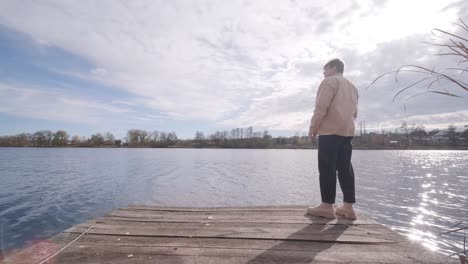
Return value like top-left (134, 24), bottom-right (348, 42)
top-left (244, 214), bottom-right (352, 263)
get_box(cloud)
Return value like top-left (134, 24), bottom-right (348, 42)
top-left (220, 88), bottom-right (313, 130)
top-left (367, 110), bottom-right (468, 131)
top-left (0, 0), bottom-right (466, 135)
top-left (0, 82), bottom-right (133, 124)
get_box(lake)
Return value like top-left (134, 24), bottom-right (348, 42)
top-left (0, 148), bottom-right (467, 257)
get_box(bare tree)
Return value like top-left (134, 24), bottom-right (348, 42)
top-left (90, 133), bottom-right (105, 145)
top-left (409, 124), bottom-right (427, 143)
top-left (52, 130), bottom-right (69, 146)
top-left (127, 129), bottom-right (149, 146)
top-left (447, 124), bottom-right (459, 146)
top-left (71, 135), bottom-right (81, 145)
top-left (369, 18), bottom-right (468, 100)
top-left (195, 131), bottom-right (205, 142)
top-left (33, 130), bottom-right (53, 147)
top-left (104, 132), bottom-right (115, 145)
top-left (167, 132), bottom-right (178, 143)
top-left (245, 126), bottom-right (253, 139)
top-left (462, 128), bottom-right (468, 144)
top-left (400, 122), bottom-right (410, 147)
top-left (151, 130), bottom-right (160, 143)
top-left (159, 132), bottom-right (167, 142)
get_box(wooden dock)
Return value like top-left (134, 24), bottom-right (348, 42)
top-left (1, 205), bottom-right (458, 263)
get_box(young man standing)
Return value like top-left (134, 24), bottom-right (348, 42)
top-left (308, 58), bottom-right (359, 219)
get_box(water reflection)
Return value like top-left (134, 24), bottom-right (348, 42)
top-left (353, 150), bottom-right (467, 257)
top-left (0, 148), bottom-right (466, 258)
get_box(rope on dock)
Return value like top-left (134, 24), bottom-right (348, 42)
top-left (33, 224), bottom-right (94, 264)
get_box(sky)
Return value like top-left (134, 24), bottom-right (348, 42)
top-left (0, 0), bottom-right (467, 139)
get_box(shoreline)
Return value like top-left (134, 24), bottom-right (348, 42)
top-left (1, 145), bottom-right (467, 150)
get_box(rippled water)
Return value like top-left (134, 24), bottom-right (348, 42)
top-left (0, 148), bottom-right (467, 257)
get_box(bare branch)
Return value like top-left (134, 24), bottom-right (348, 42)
top-left (368, 18), bottom-right (468, 101)
top-left (407, 91), bottom-right (464, 101)
top-left (392, 77), bottom-right (434, 102)
top-left (446, 68), bottom-right (468, 73)
top-left (433, 28), bottom-right (468, 42)
top-left (405, 65), bottom-right (468, 92)
top-left (366, 69), bottom-right (439, 90)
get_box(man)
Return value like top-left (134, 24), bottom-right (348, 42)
top-left (308, 58), bottom-right (359, 219)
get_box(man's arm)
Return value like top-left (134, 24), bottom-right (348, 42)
top-left (354, 91), bottom-right (359, 119)
top-left (309, 78), bottom-right (338, 138)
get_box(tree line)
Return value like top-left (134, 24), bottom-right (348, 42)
top-left (0, 124), bottom-right (467, 149)
top-left (354, 123), bottom-right (468, 148)
top-left (0, 129), bottom-right (177, 148)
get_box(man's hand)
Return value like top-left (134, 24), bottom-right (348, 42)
top-left (308, 128), bottom-right (316, 143)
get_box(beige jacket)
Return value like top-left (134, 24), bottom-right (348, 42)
top-left (310, 74), bottom-right (358, 137)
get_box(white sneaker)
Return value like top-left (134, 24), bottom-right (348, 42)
top-left (307, 205), bottom-right (336, 219)
top-left (335, 206), bottom-right (357, 220)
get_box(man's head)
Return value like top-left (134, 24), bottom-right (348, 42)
top-left (323, 58), bottom-right (344, 77)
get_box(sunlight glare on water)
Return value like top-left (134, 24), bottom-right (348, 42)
top-left (353, 150), bottom-right (467, 256)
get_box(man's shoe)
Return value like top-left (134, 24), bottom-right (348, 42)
top-left (307, 206), bottom-right (336, 219)
top-left (335, 206), bottom-right (357, 220)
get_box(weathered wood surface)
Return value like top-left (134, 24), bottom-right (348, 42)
top-left (1, 205), bottom-right (458, 263)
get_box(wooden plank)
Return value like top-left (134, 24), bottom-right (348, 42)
top-left (52, 233), bottom-right (379, 250)
top-left (80, 218), bottom-right (394, 234)
top-left (126, 205), bottom-right (313, 211)
top-left (50, 254), bottom-right (454, 264)
top-left (45, 233), bottom-right (419, 253)
top-left (107, 209), bottom-right (376, 225)
top-left (65, 222), bottom-right (398, 244)
top-left (91, 217), bottom-right (391, 230)
top-left (51, 242), bottom-right (456, 264)
top-left (3, 235), bottom-right (457, 264)
top-left (120, 206), bottom-right (367, 216)
top-left (117, 207), bottom-right (334, 214)
top-left (99, 215), bottom-right (373, 225)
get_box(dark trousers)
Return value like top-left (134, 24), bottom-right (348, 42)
top-left (318, 135), bottom-right (355, 204)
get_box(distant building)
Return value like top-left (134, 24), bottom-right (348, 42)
top-left (431, 130), bottom-right (450, 144)
top-left (369, 134), bottom-right (385, 146)
top-left (427, 130), bottom-right (440, 137)
top-left (430, 127), bottom-right (464, 144)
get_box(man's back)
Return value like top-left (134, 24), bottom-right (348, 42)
top-left (311, 74), bottom-right (358, 137)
